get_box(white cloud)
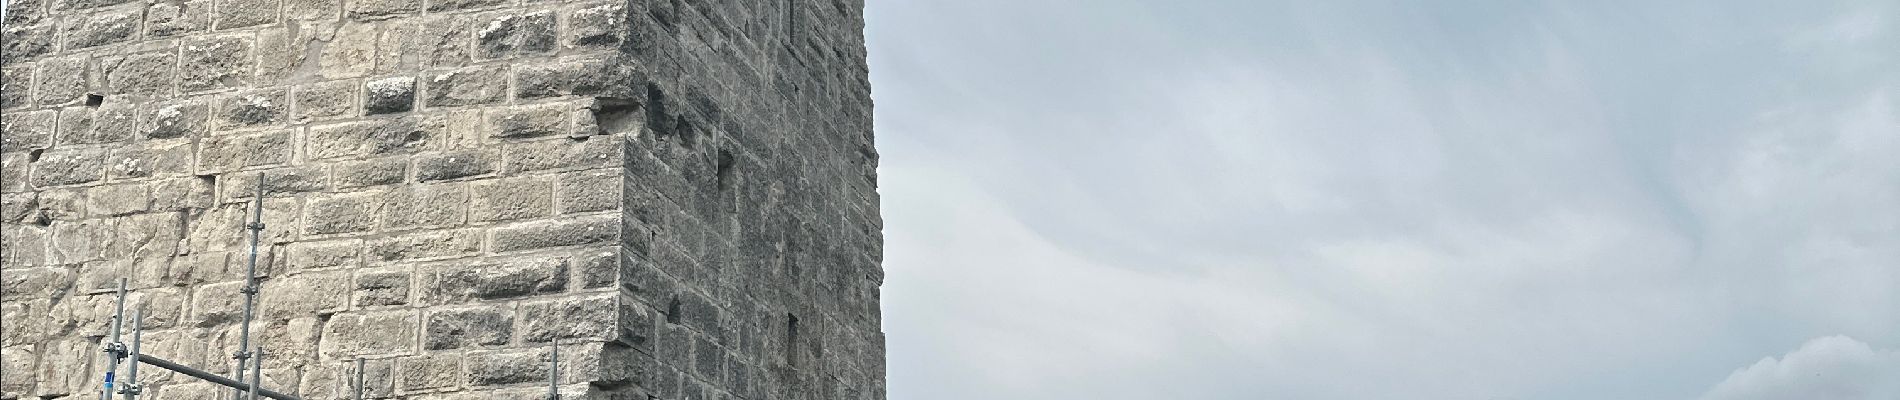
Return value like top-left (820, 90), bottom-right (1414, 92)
top-left (1699, 336), bottom-right (1900, 400)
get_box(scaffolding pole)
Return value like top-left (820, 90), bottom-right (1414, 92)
top-left (99, 279), bottom-right (128, 400)
top-left (353, 358), bottom-right (365, 400)
top-left (549, 342), bottom-right (560, 400)
top-left (136, 355), bottom-right (302, 400)
top-left (232, 175), bottom-right (266, 400)
top-left (121, 311), bottom-right (143, 400)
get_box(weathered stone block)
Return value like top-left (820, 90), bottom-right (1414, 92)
top-left (4, 0), bottom-right (47, 25)
top-left (294, 79), bottom-right (359, 121)
top-left (424, 305), bottom-right (512, 349)
top-left (319, 310), bottom-right (417, 357)
top-left (414, 150), bottom-right (496, 182)
top-left (218, 165), bottom-right (330, 198)
top-left (305, 192), bottom-right (381, 234)
top-left (143, 100), bottom-right (210, 139)
top-left (348, 0), bottom-right (418, 20)
top-left (284, 0), bottom-right (339, 19)
top-left (0, 110), bottom-right (54, 153)
top-left (56, 0), bottom-right (133, 10)
top-left (469, 176), bottom-right (551, 222)
top-left (261, 269), bottom-right (350, 319)
top-left (214, 89), bottom-right (290, 130)
top-left (181, 36), bottom-right (254, 93)
top-left (380, 183), bottom-right (464, 229)
top-left (145, 0), bottom-right (209, 37)
top-left (317, 22), bottom-right (379, 79)
top-left (369, 229), bottom-right (480, 262)
top-left (0, 267), bottom-right (73, 299)
top-left (195, 130), bottom-right (292, 173)
top-left (286, 239), bottom-right (361, 272)
top-left (214, 0), bottom-right (278, 29)
top-left (189, 280), bottom-right (246, 326)
top-left (86, 183), bottom-right (150, 216)
top-left (397, 353), bottom-right (460, 392)
top-left (32, 54), bottom-right (88, 106)
top-left (103, 51), bottom-right (177, 97)
top-left (0, 66), bottom-right (31, 109)
top-left (1, 24), bottom-right (56, 65)
top-left (500, 135), bottom-right (620, 173)
top-left (151, 176), bottom-right (215, 210)
top-left (424, 255), bottom-right (566, 303)
top-left (557, 169), bottom-right (620, 214)
top-left (519, 293), bottom-right (622, 344)
top-left (108, 140), bottom-right (194, 179)
top-left (56, 105), bottom-right (138, 146)
top-left (354, 268), bottom-right (409, 306)
top-left (489, 214), bottom-right (618, 253)
top-left (565, 4), bottom-right (624, 50)
top-left (61, 7), bottom-right (139, 49)
top-left (423, 66), bottom-right (504, 107)
top-left (335, 157), bottom-right (408, 188)
top-left (474, 11), bottom-right (554, 60)
top-left (484, 102), bottom-right (567, 138)
top-left (466, 348), bottom-right (548, 386)
top-left (307, 116), bottom-right (441, 160)
top-left (365, 76), bottom-right (416, 114)
top-left (29, 149), bottom-right (107, 187)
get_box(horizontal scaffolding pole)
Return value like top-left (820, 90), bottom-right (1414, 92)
top-left (136, 355), bottom-right (301, 400)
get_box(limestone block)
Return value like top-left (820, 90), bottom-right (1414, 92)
top-left (397, 353), bottom-right (460, 392)
top-left (557, 169), bottom-right (620, 214)
top-left (294, 79), bottom-right (360, 121)
top-left (108, 140), bottom-right (194, 180)
top-left (489, 214), bottom-right (618, 253)
top-left (348, 0), bottom-right (418, 20)
top-left (145, 0), bottom-right (209, 37)
top-left (60, 7), bottom-right (139, 49)
top-left (32, 54), bottom-right (88, 106)
top-left (29, 149), bottom-right (107, 187)
top-left (519, 292), bottom-right (622, 344)
top-left (180, 36), bottom-right (254, 93)
top-left (319, 310), bottom-right (417, 357)
top-left (286, 239), bottom-right (362, 272)
top-left (1, 24), bottom-right (55, 65)
top-left (364, 76), bottom-right (416, 115)
top-left (499, 135), bottom-right (619, 173)
top-left (413, 150), bottom-right (495, 182)
top-left (334, 157), bottom-right (408, 188)
top-left (469, 175), bottom-right (551, 222)
top-left (368, 229), bottom-right (480, 262)
top-left (484, 102), bottom-right (567, 138)
top-left (306, 117), bottom-right (441, 160)
top-left (465, 348), bottom-right (548, 386)
top-left (195, 130), bottom-right (292, 173)
top-left (353, 267), bottom-right (409, 306)
top-left (304, 192), bottom-right (381, 235)
top-left (422, 66), bottom-right (504, 107)
top-left (473, 10), bottom-right (553, 60)
top-left (380, 183), bottom-right (465, 229)
top-left (260, 269), bottom-right (350, 319)
top-left (213, 88), bottom-right (290, 130)
top-left (143, 100), bottom-right (210, 139)
top-left (565, 4), bottom-right (624, 51)
top-left (103, 51), bottom-right (178, 97)
top-left (423, 305), bottom-right (512, 349)
top-left (0, 66), bottom-right (31, 109)
top-left (418, 255), bottom-right (566, 303)
top-left (214, 0), bottom-right (278, 29)
top-left (0, 110), bottom-right (54, 153)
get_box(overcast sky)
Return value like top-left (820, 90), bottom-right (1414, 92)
top-left (867, 1), bottom-right (1899, 399)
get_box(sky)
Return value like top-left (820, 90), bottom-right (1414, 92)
top-left (866, 1), bottom-right (1900, 399)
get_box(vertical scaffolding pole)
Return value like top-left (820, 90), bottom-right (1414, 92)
top-left (232, 175), bottom-right (266, 400)
top-left (248, 349), bottom-right (262, 400)
top-left (100, 279), bottom-right (128, 400)
top-left (352, 359), bottom-right (365, 400)
top-left (123, 311), bottom-right (143, 400)
top-left (548, 342), bottom-right (560, 400)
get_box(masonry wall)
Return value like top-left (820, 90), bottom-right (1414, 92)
top-left (0, 0), bottom-right (882, 398)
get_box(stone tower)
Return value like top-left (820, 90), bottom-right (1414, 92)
top-left (0, 0), bottom-right (883, 398)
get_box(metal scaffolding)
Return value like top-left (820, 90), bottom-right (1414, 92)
top-left (90, 175), bottom-right (568, 399)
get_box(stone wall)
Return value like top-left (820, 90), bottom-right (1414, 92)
top-left (0, 0), bottom-right (882, 398)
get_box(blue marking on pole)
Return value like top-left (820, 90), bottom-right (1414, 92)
top-left (105, 372), bottom-right (115, 388)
